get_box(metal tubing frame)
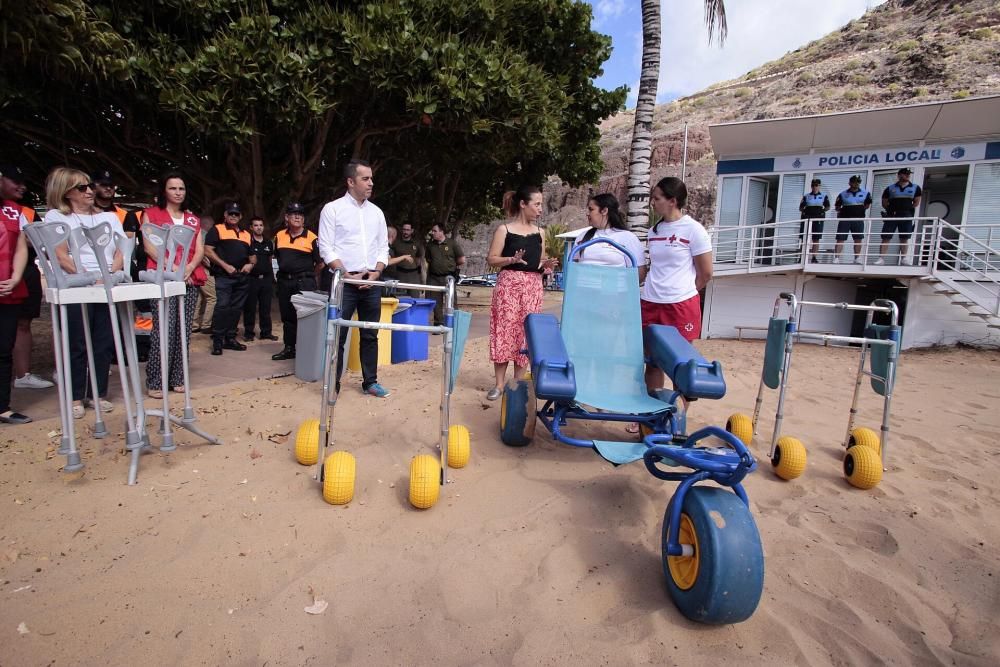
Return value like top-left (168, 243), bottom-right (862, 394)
top-left (314, 271), bottom-right (458, 487)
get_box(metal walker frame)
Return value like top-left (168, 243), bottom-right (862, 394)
top-left (313, 270), bottom-right (458, 486)
top-left (751, 292), bottom-right (900, 467)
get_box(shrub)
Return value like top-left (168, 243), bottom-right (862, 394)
top-left (849, 73), bottom-right (869, 85)
top-left (843, 90), bottom-right (861, 101)
top-left (895, 39), bottom-right (919, 52)
top-left (913, 86), bottom-right (929, 97)
top-left (734, 87), bottom-right (752, 98)
top-left (970, 28), bottom-right (993, 40)
top-left (797, 71), bottom-right (816, 84)
top-left (952, 90), bottom-right (971, 99)
top-left (843, 59), bottom-right (860, 71)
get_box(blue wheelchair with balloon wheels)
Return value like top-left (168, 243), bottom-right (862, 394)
top-left (499, 238), bottom-right (764, 624)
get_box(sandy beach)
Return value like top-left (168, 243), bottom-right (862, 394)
top-left (2, 296), bottom-right (1000, 665)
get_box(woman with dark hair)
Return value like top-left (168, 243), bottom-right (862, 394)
top-left (641, 176), bottom-right (712, 389)
top-left (42, 167), bottom-right (125, 419)
top-left (575, 193), bottom-right (644, 267)
top-left (485, 184), bottom-right (558, 400)
top-left (141, 172), bottom-right (206, 398)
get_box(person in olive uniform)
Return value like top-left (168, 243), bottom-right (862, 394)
top-left (834, 175), bottom-right (872, 264)
top-left (390, 222), bottom-right (423, 295)
top-left (799, 178), bottom-right (830, 257)
top-left (243, 215), bottom-right (277, 341)
top-left (877, 167), bottom-right (923, 265)
top-left (272, 202), bottom-right (321, 361)
top-left (204, 202), bottom-right (255, 355)
top-left (425, 223), bottom-right (465, 326)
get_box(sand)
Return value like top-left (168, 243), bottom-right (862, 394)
top-left (2, 317), bottom-right (1000, 665)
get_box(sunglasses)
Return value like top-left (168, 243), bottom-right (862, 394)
top-left (226, 211), bottom-right (242, 217)
top-left (68, 182), bottom-right (96, 193)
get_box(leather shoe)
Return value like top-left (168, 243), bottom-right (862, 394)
top-left (211, 343), bottom-right (223, 356)
top-left (261, 334), bottom-right (278, 341)
top-left (244, 334), bottom-right (255, 342)
top-left (271, 346), bottom-right (296, 361)
top-left (223, 340), bottom-right (247, 351)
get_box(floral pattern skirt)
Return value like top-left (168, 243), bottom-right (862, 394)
top-left (489, 270), bottom-right (543, 367)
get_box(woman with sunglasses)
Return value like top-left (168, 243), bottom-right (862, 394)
top-left (42, 168), bottom-right (125, 419)
top-left (141, 172), bottom-right (205, 398)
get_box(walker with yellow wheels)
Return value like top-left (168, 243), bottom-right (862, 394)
top-left (294, 269), bottom-right (471, 508)
top-left (726, 292), bottom-right (899, 488)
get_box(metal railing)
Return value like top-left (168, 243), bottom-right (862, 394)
top-left (710, 217), bottom-right (1000, 317)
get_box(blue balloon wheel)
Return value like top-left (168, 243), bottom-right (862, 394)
top-left (662, 486), bottom-right (764, 624)
top-left (500, 379), bottom-right (535, 447)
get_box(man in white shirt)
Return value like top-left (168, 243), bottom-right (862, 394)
top-left (318, 160), bottom-right (390, 398)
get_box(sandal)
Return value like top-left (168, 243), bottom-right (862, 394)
top-left (147, 389), bottom-right (163, 399)
top-left (624, 422), bottom-right (640, 434)
top-left (171, 386), bottom-right (186, 393)
top-left (72, 404), bottom-right (85, 419)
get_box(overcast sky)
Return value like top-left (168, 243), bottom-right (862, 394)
top-left (587, 0), bottom-right (889, 106)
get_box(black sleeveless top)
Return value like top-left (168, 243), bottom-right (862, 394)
top-left (500, 227), bottom-right (543, 273)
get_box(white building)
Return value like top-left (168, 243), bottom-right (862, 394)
top-left (704, 95), bottom-right (1000, 349)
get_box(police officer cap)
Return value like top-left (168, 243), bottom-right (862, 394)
top-left (285, 202), bottom-right (305, 215)
top-left (225, 201), bottom-right (242, 214)
top-left (0, 164), bottom-right (26, 183)
top-left (849, 175), bottom-right (861, 183)
top-left (810, 178), bottom-right (821, 186)
top-left (897, 167), bottom-right (912, 175)
top-left (94, 169), bottom-right (115, 185)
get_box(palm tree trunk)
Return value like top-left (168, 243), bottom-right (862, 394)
top-left (626, 0), bottom-right (660, 242)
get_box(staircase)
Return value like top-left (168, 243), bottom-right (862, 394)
top-left (924, 220), bottom-right (1000, 331)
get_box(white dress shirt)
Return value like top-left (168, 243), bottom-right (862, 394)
top-left (318, 194), bottom-right (389, 272)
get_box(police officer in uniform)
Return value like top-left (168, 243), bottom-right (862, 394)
top-left (204, 202), bottom-right (255, 355)
top-left (834, 175), bottom-right (872, 264)
top-left (243, 215), bottom-right (277, 341)
top-left (878, 167), bottom-right (922, 265)
top-left (799, 178), bottom-right (830, 258)
top-left (272, 202), bottom-right (320, 361)
top-left (425, 223), bottom-right (465, 326)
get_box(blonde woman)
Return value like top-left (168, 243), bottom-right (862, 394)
top-left (42, 167), bottom-right (125, 419)
top-left (486, 184), bottom-right (558, 400)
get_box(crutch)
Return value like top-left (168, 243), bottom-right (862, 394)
top-left (22, 223), bottom-right (102, 472)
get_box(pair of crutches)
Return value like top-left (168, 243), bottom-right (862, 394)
top-left (25, 221), bottom-right (219, 484)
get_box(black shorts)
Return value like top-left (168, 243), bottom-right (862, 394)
top-left (18, 263), bottom-right (42, 320)
top-left (836, 219), bottom-right (864, 242)
top-left (881, 217), bottom-right (914, 242)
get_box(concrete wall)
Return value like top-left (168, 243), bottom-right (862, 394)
top-left (703, 274), bottom-right (855, 342)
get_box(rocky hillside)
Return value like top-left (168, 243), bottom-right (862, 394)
top-left (550, 0), bottom-right (1000, 230)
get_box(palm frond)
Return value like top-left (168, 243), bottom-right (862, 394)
top-left (704, 0), bottom-right (728, 45)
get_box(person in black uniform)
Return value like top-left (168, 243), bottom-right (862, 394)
top-left (834, 175), bottom-right (872, 264)
top-left (204, 202), bottom-right (255, 355)
top-left (242, 215), bottom-right (277, 341)
top-left (272, 202), bottom-right (321, 361)
top-left (799, 178), bottom-right (830, 258)
top-left (878, 167), bottom-right (923, 265)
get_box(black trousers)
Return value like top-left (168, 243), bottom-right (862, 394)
top-left (0, 303), bottom-right (20, 413)
top-left (212, 274), bottom-right (249, 344)
top-left (66, 304), bottom-right (115, 401)
top-left (243, 274), bottom-right (274, 337)
top-left (335, 284), bottom-right (381, 391)
top-left (277, 274), bottom-right (318, 347)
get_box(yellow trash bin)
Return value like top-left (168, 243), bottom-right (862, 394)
top-left (348, 297), bottom-right (398, 372)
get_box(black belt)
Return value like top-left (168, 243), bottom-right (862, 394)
top-left (429, 272), bottom-right (453, 278)
top-left (277, 271), bottom-right (314, 280)
top-left (396, 267), bottom-right (420, 273)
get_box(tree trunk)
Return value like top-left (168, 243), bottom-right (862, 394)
top-left (627, 0), bottom-right (660, 242)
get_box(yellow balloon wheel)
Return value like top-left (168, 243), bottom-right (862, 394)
top-left (322, 451), bottom-right (356, 505)
top-left (409, 454), bottom-right (441, 509)
top-left (849, 427), bottom-right (882, 457)
top-left (844, 445), bottom-right (883, 490)
top-left (772, 436), bottom-right (807, 480)
top-left (447, 424), bottom-right (471, 469)
top-left (667, 513), bottom-right (700, 591)
top-left (294, 418), bottom-right (320, 466)
top-left (500, 389), bottom-right (508, 430)
top-left (726, 413), bottom-right (754, 446)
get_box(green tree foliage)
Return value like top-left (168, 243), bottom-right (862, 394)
top-left (0, 0), bottom-right (625, 231)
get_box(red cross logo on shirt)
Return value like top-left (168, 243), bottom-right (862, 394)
top-left (667, 234), bottom-right (677, 243)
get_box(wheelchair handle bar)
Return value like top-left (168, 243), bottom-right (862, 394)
top-left (569, 237), bottom-right (638, 268)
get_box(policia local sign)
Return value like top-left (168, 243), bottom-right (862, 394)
top-left (772, 142), bottom-right (990, 172)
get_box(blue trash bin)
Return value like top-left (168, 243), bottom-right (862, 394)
top-left (391, 297), bottom-right (436, 363)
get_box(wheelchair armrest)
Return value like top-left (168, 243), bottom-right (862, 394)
top-left (525, 313), bottom-right (576, 401)
top-left (643, 324), bottom-right (726, 400)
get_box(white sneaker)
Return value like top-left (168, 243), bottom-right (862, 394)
top-left (900, 258), bottom-right (912, 266)
top-left (832, 256), bottom-right (841, 264)
top-left (873, 258), bottom-right (885, 265)
top-left (14, 373), bottom-right (54, 389)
